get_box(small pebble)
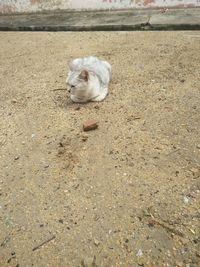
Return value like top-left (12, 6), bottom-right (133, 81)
top-left (183, 196), bottom-right (189, 204)
top-left (136, 249), bottom-right (143, 257)
top-left (14, 156), bottom-right (19, 160)
top-left (189, 228), bottom-right (195, 234)
top-left (81, 135), bottom-right (88, 142)
top-left (81, 256), bottom-right (96, 267)
top-left (83, 120), bottom-right (98, 132)
top-left (190, 167), bottom-right (199, 174)
top-left (148, 219), bottom-right (155, 227)
top-left (196, 144), bottom-right (200, 149)
top-left (94, 239), bottom-right (100, 246)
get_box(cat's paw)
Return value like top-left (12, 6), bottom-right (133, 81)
top-left (92, 93), bottom-right (108, 102)
top-left (92, 89), bottom-right (108, 102)
top-left (70, 95), bottom-right (87, 103)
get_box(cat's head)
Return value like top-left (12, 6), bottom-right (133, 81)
top-left (66, 68), bottom-right (89, 96)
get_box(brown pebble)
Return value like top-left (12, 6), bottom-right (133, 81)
top-left (81, 135), bottom-right (88, 142)
top-left (11, 99), bottom-right (17, 103)
top-left (147, 219), bottom-right (156, 227)
top-left (83, 120), bottom-right (98, 132)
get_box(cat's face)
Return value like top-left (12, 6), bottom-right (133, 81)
top-left (66, 70), bottom-right (89, 96)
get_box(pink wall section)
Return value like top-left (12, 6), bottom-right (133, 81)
top-left (0, 0), bottom-right (200, 14)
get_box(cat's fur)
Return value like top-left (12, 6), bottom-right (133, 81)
top-left (66, 56), bottom-right (111, 103)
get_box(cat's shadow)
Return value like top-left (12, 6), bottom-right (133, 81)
top-left (51, 91), bottom-right (97, 110)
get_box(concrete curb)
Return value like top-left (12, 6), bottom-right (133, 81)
top-left (0, 8), bottom-right (200, 31)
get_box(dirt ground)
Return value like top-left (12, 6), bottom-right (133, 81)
top-left (0, 31), bottom-right (200, 267)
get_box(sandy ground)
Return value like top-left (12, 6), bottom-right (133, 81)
top-left (0, 31), bottom-right (200, 267)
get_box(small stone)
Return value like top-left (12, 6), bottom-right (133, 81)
top-left (58, 147), bottom-right (65, 156)
top-left (94, 105), bottom-right (100, 110)
top-left (94, 239), bottom-right (100, 246)
top-left (73, 183), bottom-right (79, 189)
top-left (14, 156), bottom-right (19, 160)
top-left (183, 196), bottom-right (189, 204)
top-left (58, 219), bottom-right (64, 224)
top-left (11, 99), bottom-right (17, 103)
top-left (81, 256), bottom-right (97, 267)
top-left (190, 168), bottom-right (199, 175)
top-left (189, 228), bottom-right (195, 234)
top-left (136, 249), bottom-right (143, 257)
top-left (196, 251), bottom-right (200, 257)
top-left (127, 115), bottom-right (141, 121)
top-left (83, 120), bottom-right (98, 132)
top-left (133, 116), bottom-right (141, 120)
top-left (81, 135), bottom-right (88, 142)
top-left (148, 219), bottom-right (156, 227)
top-left (137, 256), bottom-right (145, 266)
top-left (75, 106), bottom-right (80, 110)
top-left (196, 144), bottom-right (200, 149)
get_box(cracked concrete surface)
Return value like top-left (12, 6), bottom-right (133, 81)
top-left (0, 8), bottom-right (200, 31)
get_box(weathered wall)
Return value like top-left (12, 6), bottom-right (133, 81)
top-left (0, 0), bottom-right (200, 14)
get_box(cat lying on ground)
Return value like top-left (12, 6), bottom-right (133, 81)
top-left (66, 56), bottom-right (111, 103)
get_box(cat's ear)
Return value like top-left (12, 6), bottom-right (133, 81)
top-left (79, 70), bottom-right (89, 81)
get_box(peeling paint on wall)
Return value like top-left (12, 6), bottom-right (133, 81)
top-left (0, 0), bottom-right (199, 14)
top-left (144, 0), bottom-right (155, 6)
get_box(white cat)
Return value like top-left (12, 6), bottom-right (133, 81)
top-left (66, 56), bottom-right (111, 103)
